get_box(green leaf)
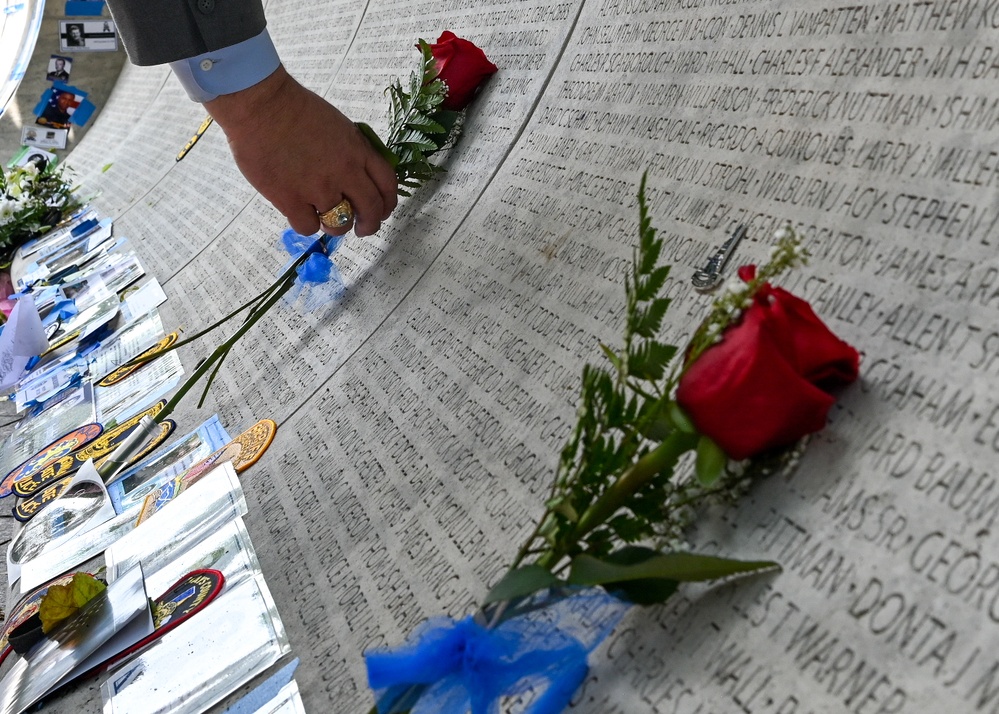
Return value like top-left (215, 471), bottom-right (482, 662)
top-left (636, 265), bottom-right (671, 302)
top-left (39, 573), bottom-right (107, 634)
top-left (627, 341), bottom-right (677, 381)
top-left (630, 297), bottom-right (671, 338)
top-left (433, 109), bottom-right (460, 135)
top-left (599, 343), bottom-right (622, 373)
top-left (695, 435), bottom-right (727, 486)
top-left (404, 111), bottom-right (446, 134)
top-left (484, 565), bottom-right (564, 605)
top-left (593, 546), bottom-right (679, 605)
top-left (607, 514), bottom-right (647, 542)
top-left (568, 550), bottom-right (778, 587)
top-left (409, 68), bottom-right (422, 101)
top-left (638, 235), bottom-right (663, 275)
top-left (667, 402), bottom-right (696, 433)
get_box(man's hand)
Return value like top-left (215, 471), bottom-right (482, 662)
top-left (205, 66), bottom-right (398, 237)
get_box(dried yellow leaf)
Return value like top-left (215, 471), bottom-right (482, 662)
top-left (38, 573), bottom-right (106, 634)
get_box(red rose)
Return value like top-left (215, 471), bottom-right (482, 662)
top-left (676, 267), bottom-right (859, 460)
top-left (429, 31), bottom-right (498, 110)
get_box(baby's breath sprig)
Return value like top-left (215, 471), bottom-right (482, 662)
top-left (685, 224), bottom-right (808, 367)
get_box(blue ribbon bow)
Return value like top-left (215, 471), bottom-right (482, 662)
top-left (366, 590), bottom-right (630, 714)
top-left (279, 229), bottom-right (344, 312)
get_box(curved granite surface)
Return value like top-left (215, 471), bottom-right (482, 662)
top-left (15, 0), bottom-right (999, 711)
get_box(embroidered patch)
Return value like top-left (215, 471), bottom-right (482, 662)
top-left (71, 400), bottom-right (166, 464)
top-left (1, 423), bottom-right (103, 498)
top-left (13, 476), bottom-right (73, 521)
top-left (13, 454), bottom-right (76, 498)
top-left (96, 332), bottom-right (179, 387)
top-left (152, 569), bottom-right (224, 629)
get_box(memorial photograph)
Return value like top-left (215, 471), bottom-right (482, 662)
top-left (57, 20), bottom-right (118, 52)
top-left (0, 0), bottom-right (998, 712)
top-left (44, 56), bottom-right (72, 83)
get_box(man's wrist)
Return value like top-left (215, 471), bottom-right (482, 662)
top-left (204, 66), bottom-right (298, 141)
top-left (169, 28), bottom-right (281, 103)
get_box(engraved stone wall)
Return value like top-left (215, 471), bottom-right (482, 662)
top-left (53, 0), bottom-right (999, 710)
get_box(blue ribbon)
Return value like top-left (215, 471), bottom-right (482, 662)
top-left (42, 299), bottom-right (78, 328)
top-left (366, 590), bottom-right (630, 714)
top-left (279, 229), bottom-right (344, 311)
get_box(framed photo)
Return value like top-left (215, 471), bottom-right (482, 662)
top-left (59, 19), bottom-right (118, 51)
top-left (46, 55), bottom-right (73, 82)
top-left (21, 126), bottom-right (69, 150)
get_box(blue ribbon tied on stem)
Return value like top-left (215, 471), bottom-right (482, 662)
top-left (279, 229), bottom-right (345, 311)
top-left (366, 589), bottom-right (630, 714)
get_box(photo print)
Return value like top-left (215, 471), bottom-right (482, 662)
top-left (59, 20), bottom-right (118, 51)
top-left (46, 55), bottom-right (73, 82)
top-left (34, 84), bottom-right (96, 129)
top-left (20, 126), bottom-right (69, 150)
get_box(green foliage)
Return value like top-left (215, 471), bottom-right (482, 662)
top-left (493, 174), bottom-right (808, 609)
top-left (380, 40), bottom-right (458, 197)
top-left (512, 172), bottom-right (688, 570)
top-left (483, 565), bottom-right (564, 605)
top-left (695, 435), bottom-right (727, 486)
top-left (567, 548), bottom-right (778, 588)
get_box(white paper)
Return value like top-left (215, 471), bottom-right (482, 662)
top-left (0, 297), bottom-right (50, 392)
top-left (13, 362), bottom-right (83, 411)
top-left (89, 311), bottom-right (164, 381)
top-left (101, 573), bottom-right (289, 714)
top-left (94, 350), bottom-right (183, 424)
top-left (105, 462), bottom-right (247, 581)
top-left (120, 280), bottom-right (167, 323)
top-left (85, 223), bottom-right (114, 253)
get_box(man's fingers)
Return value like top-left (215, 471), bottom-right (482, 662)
top-left (343, 181), bottom-right (386, 238)
top-left (286, 202), bottom-right (321, 237)
top-left (369, 159), bottom-right (399, 220)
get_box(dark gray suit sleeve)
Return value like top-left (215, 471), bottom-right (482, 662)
top-left (104, 0), bottom-right (266, 66)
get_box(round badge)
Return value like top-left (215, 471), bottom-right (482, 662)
top-left (152, 569), bottom-right (224, 629)
top-left (13, 476), bottom-right (73, 522)
top-left (95, 419), bottom-right (175, 472)
top-left (71, 400), bottom-right (166, 464)
top-left (1, 423), bottom-right (103, 499)
top-left (97, 332), bottom-right (179, 387)
top-left (228, 419), bottom-right (277, 472)
top-left (13, 454), bottom-right (77, 498)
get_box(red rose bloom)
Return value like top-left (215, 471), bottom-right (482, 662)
top-left (429, 31), bottom-right (498, 110)
top-left (676, 266), bottom-right (860, 460)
